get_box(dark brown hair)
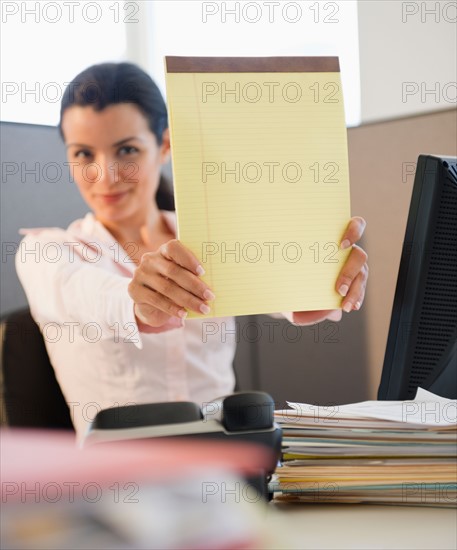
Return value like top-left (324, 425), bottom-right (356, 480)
top-left (58, 62), bottom-right (174, 211)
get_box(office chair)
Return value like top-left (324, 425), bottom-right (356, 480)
top-left (0, 308), bottom-right (74, 430)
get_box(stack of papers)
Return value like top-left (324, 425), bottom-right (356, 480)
top-left (272, 389), bottom-right (457, 507)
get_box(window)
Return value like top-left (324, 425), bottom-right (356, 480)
top-left (1, 1), bottom-right (128, 125)
top-left (148, 1), bottom-right (361, 126)
top-left (1, 1), bottom-right (360, 126)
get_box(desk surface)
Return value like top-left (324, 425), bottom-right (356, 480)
top-left (265, 501), bottom-right (457, 550)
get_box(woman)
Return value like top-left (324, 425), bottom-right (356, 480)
top-left (16, 63), bottom-right (368, 438)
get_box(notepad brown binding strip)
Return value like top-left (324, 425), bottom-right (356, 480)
top-left (165, 57), bottom-right (340, 73)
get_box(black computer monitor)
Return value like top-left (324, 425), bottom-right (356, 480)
top-left (378, 154), bottom-right (457, 400)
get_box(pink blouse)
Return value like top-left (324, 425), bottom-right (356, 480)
top-left (16, 211), bottom-right (242, 438)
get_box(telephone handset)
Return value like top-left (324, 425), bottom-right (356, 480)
top-left (84, 391), bottom-right (282, 497)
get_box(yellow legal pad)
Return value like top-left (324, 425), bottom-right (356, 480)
top-left (165, 57), bottom-right (351, 318)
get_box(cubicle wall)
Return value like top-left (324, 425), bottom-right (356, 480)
top-left (1, 109), bottom-right (456, 406)
top-left (346, 109), bottom-right (457, 399)
top-left (1, 122), bottom-right (88, 314)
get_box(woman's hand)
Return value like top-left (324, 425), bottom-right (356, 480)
top-left (291, 216), bottom-right (368, 325)
top-left (128, 239), bottom-right (215, 329)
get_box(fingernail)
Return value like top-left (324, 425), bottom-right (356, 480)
top-left (203, 289), bottom-right (216, 301)
top-left (200, 303), bottom-right (211, 315)
top-left (338, 284), bottom-right (349, 297)
top-left (343, 302), bottom-right (352, 313)
top-left (354, 301), bottom-right (361, 311)
top-left (340, 239), bottom-right (351, 250)
top-left (178, 309), bottom-right (188, 319)
top-left (196, 265), bottom-right (205, 276)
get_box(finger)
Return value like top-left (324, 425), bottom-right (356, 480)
top-left (326, 309), bottom-right (343, 322)
top-left (128, 279), bottom-right (187, 319)
top-left (336, 244), bottom-right (368, 297)
top-left (134, 303), bottom-right (181, 330)
top-left (291, 309), bottom-right (342, 325)
top-left (340, 216), bottom-right (366, 249)
top-left (341, 264), bottom-right (369, 313)
top-left (159, 239), bottom-right (205, 276)
top-left (145, 272), bottom-right (213, 315)
top-left (141, 253), bottom-right (215, 303)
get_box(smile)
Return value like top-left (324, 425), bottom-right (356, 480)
top-left (96, 190), bottom-right (131, 204)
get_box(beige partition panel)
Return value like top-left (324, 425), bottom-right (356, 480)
top-left (348, 108), bottom-right (457, 397)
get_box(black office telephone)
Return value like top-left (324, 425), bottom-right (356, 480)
top-left (84, 391), bottom-right (282, 499)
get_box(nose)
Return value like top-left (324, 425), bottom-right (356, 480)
top-left (87, 155), bottom-right (119, 188)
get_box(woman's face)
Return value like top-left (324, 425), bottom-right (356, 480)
top-left (61, 102), bottom-right (169, 226)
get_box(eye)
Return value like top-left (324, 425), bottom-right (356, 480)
top-left (73, 149), bottom-right (92, 160)
top-left (118, 145), bottom-right (139, 156)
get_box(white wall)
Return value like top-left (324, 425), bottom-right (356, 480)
top-left (358, 0), bottom-right (457, 123)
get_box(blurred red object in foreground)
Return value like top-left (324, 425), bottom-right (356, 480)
top-left (1, 429), bottom-right (274, 550)
top-left (2, 429), bottom-right (273, 494)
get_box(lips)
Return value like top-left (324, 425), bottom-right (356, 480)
top-left (96, 190), bottom-right (130, 204)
